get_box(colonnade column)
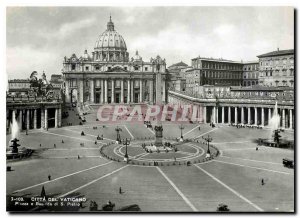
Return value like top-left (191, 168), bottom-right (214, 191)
top-left (282, 109), bottom-right (285, 128)
top-left (268, 108), bottom-right (271, 125)
top-left (120, 80), bottom-right (124, 103)
top-left (104, 79), bottom-right (108, 103)
top-left (222, 107), bottom-right (225, 124)
top-left (100, 79), bottom-right (104, 104)
top-left (111, 80), bottom-right (115, 103)
top-left (234, 107), bottom-right (237, 125)
top-left (26, 110), bottom-right (30, 130)
top-left (248, 107), bottom-right (251, 125)
top-left (127, 80), bottom-right (130, 104)
top-left (18, 110), bottom-right (23, 131)
top-left (289, 109), bottom-right (293, 129)
top-left (254, 107), bottom-right (258, 125)
top-left (241, 107), bottom-right (244, 124)
top-left (41, 109), bottom-right (44, 129)
top-left (213, 107), bottom-right (216, 123)
top-left (33, 109), bottom-right (37, 129)
top-left (139, 79), bottom-right (143, 103)
top-left (228, 107), bottom-right (231, 124)
top-left (261, 108), bottom-right (265, 127)
top-left (89, 79), bottom-right (94, 103)
top-left (12, 110), bottom-right (16, 123)
top-left (216, 107), bottom-right (219, 123)
top-left (203, 106), bottom-right (207, 123)
top-left (44, 108), bottom-right (48, 130)
top-left (55, 108), bottom-right (58, 128)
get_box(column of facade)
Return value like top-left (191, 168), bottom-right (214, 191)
top-left (234, 107), bottom-right (238, 124)
top-left (248, 107), bottom-right (251, 125)
top-left (44, 108), bottom-right (48, 130)
top-left (100, 79), bottom-right (104, 104)
top-left (111, 80), bottom-right (115, 103)
top-left (18, 110), bottom-right (23, 131)
top-left (261, 108), bottom-right (265, 127)
top-left (139, 79), bottom-right (143, 103)
top-left (131, 80), bottom-right (134, 103)
top-left (65, 80), bottom-right (70, 103)
top-left (228, 106), bottom-right (231, 124)
top-left (41, 109), bottom-right (45, 129)
top-left (120, 80), bottom-right (124, 103)
top-left (149, 80), bottom-right (153, 103)
top-left (162, 80), bottom-right (166, 103)
top-left (127, 80), bottom-right (130, 104)
top-left (26, 109), bottom-right (30, 130)
top-left (12, 110), bottom-right (16, 123)
top-left (282, 109), bottom-right (285, 128)
top-left (241, 107), bottom-right (244, 124)
top-left (89, 79), bottom-right (94, 103)
top-left (203, 106), bottom-right (207, 123)
top-left (289, 109), bottom-right (293, 129)
top-left (79, 79), bottom-right (84, 103)
top-left (254, 107), bottom-right (258, 125)
top-left (104, 79), bottom-right (108, 103)
top-left (55, 108), bottom-right (58, 128)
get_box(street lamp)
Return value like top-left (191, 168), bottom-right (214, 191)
top-left (122, 138), bottom-right (130, 163)
top-left (179, 124), bottom-right (185, 141)
top-left (115, 126), bottom-right (122, 144)
top-left (202, 134), bottom-right (213, 154)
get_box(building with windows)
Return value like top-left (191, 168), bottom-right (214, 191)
top-left (62, 17), bottom-right (167, 105)
top-left (258, 49), bottom-right (294, 87)
top-left (185, 57), bottom-right (243, 93)
top-left (242, 61), bottom-right (259, 86)
top-left (7, 79), bottom-right (31, 96)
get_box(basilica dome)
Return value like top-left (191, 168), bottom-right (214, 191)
top-left (94, 17), bottom-right (127, 51)
top-left (93, 16), bottom-right (129, 62)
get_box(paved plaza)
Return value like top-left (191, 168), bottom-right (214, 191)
top-left (6, 110), bottom-right (294, 212)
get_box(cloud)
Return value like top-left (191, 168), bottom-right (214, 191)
top-left (213, 24), bottom-right (235, 36)
top-left (6, 46), bottom-right (58, 79)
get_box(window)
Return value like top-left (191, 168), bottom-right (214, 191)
top-left (108, 67), bottom-right (111, 70)
top-left (134, 66), bottom-right (139, 71)
top-left (145, 67), bottom-right (148, 71)
top-left (71, 64), bottom-right (76, 70)
top-left (95, 66), bottom-right (100, 70)
top-left (124, 67), bottom-right (127, 71)
top-left (85, 66), bottom-right (89, 71)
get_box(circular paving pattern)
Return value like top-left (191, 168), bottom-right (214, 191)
top-left (101, 140), bottom-right (219, 166)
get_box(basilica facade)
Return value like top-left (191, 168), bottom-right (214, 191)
top-left (62, 17), bottom-right (168, 105)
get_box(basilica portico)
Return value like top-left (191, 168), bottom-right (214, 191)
top-left (62, 17), bottom-right (168, 105)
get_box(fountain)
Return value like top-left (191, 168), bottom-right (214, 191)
top-left (259, 102), bottom-right (292, 148)
top-left (7, 114), bottom-right (33, 159)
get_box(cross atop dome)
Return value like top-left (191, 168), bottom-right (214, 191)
top-left (107, 14), bottom-right (114, 31)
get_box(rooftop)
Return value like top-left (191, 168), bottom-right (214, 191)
top-left (231, 86), bottom-right (294, 91)
top-left (257, 49), bottom-right (294, 58)
top-left (168, 61), bottom-right (188, 68)
top-left (192, 56), bottom-right (243, 64)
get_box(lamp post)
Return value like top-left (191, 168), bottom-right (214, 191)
top-left (122, 138), bottom-right (130, 162)
top-left (115, 126), bottom-right (122, 144)
top-left (202, 134), bottom-right (213, 154)
top-left (179, 124), bottom-right (184, 141)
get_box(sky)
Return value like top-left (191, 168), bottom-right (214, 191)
top-left (6, 7), bottom-right (294, 79)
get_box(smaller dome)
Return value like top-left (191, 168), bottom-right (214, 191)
top-left (132, 50), bottom-right (142, 61)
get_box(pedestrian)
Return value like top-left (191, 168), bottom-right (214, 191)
top-left (48, 174), bottom-right (51, 181)
top-left (95, 141), bottom-right (97, 145)
top-left (256, 147), bottom-right (258, 151)
top-left (78, 155), bottom-right (80, 159)
top-left (40, 144), bottom-right (41, 147)
top-left (62, 140), bottom-right (64, 143)
top-left (119, 187), bottom-right (122, 194)
top-left (261, 179), bottom-right (265, 185)
top-left (54, 144), bottom-right (56, 148)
